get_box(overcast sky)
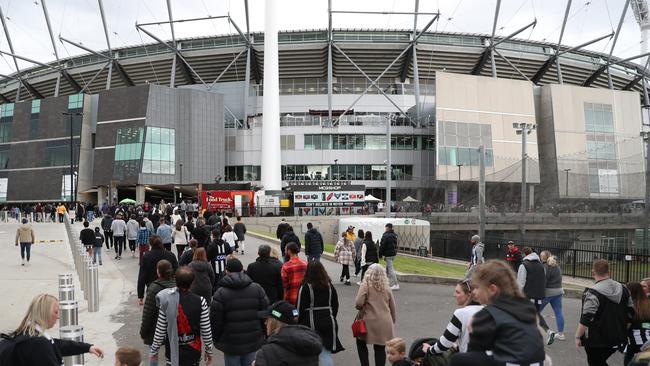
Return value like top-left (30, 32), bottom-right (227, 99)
top-left (0, 0), bottom-right (643, 75)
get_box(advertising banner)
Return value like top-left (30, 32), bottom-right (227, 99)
top-left (292, 185), bottom-right (365, 207)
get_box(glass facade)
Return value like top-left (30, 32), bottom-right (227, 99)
top-left (30, 100), bottom-right (40, 139)
top-left (0, 103), bottom-right (14, 143)
top-left (282, 164), bottom-right (413, 181)
top-left (225, 165), bottom-right (261, 181)
top-left (0, 177), bottom-right (7, 202)
top-left (0, 146), bottom-right (8, 169)
top-left (46, 140), bottom-right (76, 166)
top-left (68, 94), bottom-right (83, 110)
top-left (114, 126), bottom-right (176, 176)
top-left (584, 103), bottom-right (618, 194)
top-left (437, 121), bottom-right (494, 166)
top-left (304, 134), bottom-right (435, 150)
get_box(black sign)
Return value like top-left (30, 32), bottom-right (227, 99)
top-left (290, 180), bottom-right (351, 187)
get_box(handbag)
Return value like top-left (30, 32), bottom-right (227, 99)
top-left (351, 309), bottom-right (367, 338)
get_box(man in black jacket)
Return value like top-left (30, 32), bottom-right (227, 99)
top-left (304, 223), bottom-right (324, 261)
top-left (247, 244), bottom-right (284, 303)
top-left (210, 258), bottom-right (269, 366)
top-left (137, 235), bottom-right (178, 305)
top-left (79, 221), bottom-right (96, 257)
top-left (207, 229), bottom-right (232, 289)
top-left (276, 218), bottom-right (290, 239)
top-left (517, 247), bottom-right (554, 345)
top-left (379, 223), bottom-right (399, 290)
top-left (280, 226), bottom-right (301, 258)
top-left (100, 214), bottom-right (113, 250)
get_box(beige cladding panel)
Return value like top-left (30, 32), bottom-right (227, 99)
top-left (435, 72), bottom-right (538, 183)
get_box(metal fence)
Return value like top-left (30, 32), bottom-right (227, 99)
top-left (428, 233), bottom-right (650, 283)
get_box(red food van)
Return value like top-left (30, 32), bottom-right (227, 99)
top-left (199, 190), bottom-right (255, 216)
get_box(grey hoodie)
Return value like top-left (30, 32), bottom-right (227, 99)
top-left (516, 252), bottom-right (541, 289)
top-left (582, 278), bottom-right (633, 317)
top-left (464, 242), bottom-right (485, 280)
top-left (154, 287), bottom-right (180, 366)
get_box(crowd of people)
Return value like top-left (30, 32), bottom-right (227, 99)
top-left (6, 200), bottom-right (650, 366)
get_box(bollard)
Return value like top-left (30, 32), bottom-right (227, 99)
top-left (60, 325), bottom-right (84, 366)
top-left (88, 264), bottom-right (99, 312)
top-left (59, 300), bottom-right (79, 327)
top-left (83, 257), bottom-right (92, 300)
top-left (58, 273), bottom-right (73, 287)
top-left (59, 284), bottom-right (75, 302)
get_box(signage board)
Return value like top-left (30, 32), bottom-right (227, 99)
top-left (293, 185), bottom-right (365, 207)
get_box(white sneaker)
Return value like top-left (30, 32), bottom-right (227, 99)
top-left (556, 333), bottom-right (566, 341)
top-left (21, 259), bottom-right (25, 266)
top-left (546, 330), bottom-right (556, 345)
top-left (356, 282), bottom-right (361, 286)
top-left (390, 285), bottom-right (400, 291)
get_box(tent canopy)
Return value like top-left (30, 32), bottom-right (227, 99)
top-left (402, 196), bottom-right (419, 202)
top-left (365, 194), bottom-right (382, 202)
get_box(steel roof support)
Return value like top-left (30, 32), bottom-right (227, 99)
top-left (532, 32), bottom-right (613, 84)
top-left (327, 0), bottom-right (333, 125)
top-left (59, 36), bottom-right (112, 60)
top-left (79, 60), bottom-right (111, 93)
top-left (490, 0), bottom-right (501, 77)
top-left (40, 0), bottom-right (62, 97)
top-left (61, 70), bottom-right (83, 93)
top-left (555, 0), bottom-right (572, 84)
top-left (166, 0), bottom-right (177, 87)
top-left (606, 0), bottom-right (632, 89)
top-left (583, 50), bottom-right (650, 87)
top-left (0, 6), bottom-right (24, 101)
top-left (208, 48), bottom-right (247, 89)
top-left (137, 16), bottom-right (229, 27)
top-left (176, 45), bottom-right (196, 85)
top-left (249, 48), bottom-right (262, 84)
top-left (97, 0), bottom-right (113, 89)
top-left (492, 48), bottom-right (530, 82)
top-left (242, 0), bottom-right (251, 127)
top-left (472, 17), bottom-right (536, 77)
top-left (411, 0), bottom-right (421, 125)
top-left (113, 59), bottom-right (134, 87)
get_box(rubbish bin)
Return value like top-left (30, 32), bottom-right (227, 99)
top-left (417, 246), bottom-right (428, 257)
top-left (60, 325), bottom-right (84, 366)
top-left (59, 300), bottom-right (78, 327)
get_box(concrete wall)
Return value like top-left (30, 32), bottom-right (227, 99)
top-left (242, 215), bottom-right (342, 244)
top-left (435, 71), bottom-right (539, 184)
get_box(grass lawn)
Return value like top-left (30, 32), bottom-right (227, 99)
top-left (252, 231), bottom-right (466, 278)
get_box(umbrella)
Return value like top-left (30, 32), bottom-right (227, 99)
top-left (402, 196), bottom-right (419, 203)
top-left (365, 194), bottom-right (381, 202)
top-left (119, 198), bottom-right (136, 205)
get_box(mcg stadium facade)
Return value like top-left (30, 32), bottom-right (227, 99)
top-left (0, 29), bottom-right (647, 210)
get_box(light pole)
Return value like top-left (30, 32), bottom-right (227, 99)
top-left (62, 111), bottom-right (83, 205)
top-left (179, 163), bottom-right (183, 200)
top-left (456, 163), bottom-right (463, 206)
top-left (513, 122), bottom-right (536, 241)
top-left (564, 168), bottom-right (571, 197)
top-left (385, 115), bottom-right (394, 217)
top-left (333, 159), bottom-right (338, 180)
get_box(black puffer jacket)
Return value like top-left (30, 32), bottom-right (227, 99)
top-left (280, 231), bottom-right (301, 256)
top-left (192, 225), bottom-right (211, 247)
top-left (137, 248), bottom-right (179, 299)
top-left (189, 260), bottom-right (215, 302)
top-left (11, 335), bottom-right (92, 366)
top-left (304, 228), bottom-right (324, 256)
top-left (247, 256), bottom-right (284, 304)
top-left (140, 278), bottom-right (176, 345)
top-left (379, 230), bottom-right (398, 258)
top-left (210, 272), bottom-right (269, 355)
top-left (254, 325), bottom-right (322, 366)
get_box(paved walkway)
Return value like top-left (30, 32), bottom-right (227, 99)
top-left (1, 222), bottom-right (623, 365)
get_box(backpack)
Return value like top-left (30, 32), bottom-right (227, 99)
top-left (0, 333), bottom-right (30, 365)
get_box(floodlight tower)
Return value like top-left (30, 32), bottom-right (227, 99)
top-left (632, 0), bottom-right (650, 65)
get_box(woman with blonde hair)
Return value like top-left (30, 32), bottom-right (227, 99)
top-left (5, 294), bottom-right (104, 365)
top-left (539, 250), bottom-right (565, 340)
top-left (354, 263), bottom-right (396, 366)
top-left (450, 260), bottom-right (545, 366)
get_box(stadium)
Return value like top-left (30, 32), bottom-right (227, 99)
top-left (0, 1), bottom-right (647, 216)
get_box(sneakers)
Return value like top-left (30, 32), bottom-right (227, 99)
top-left (345, 280), bottom-right (351, 286)
top-left (241, 251), bottom-right (244, 255)
top-left (390, 284), bottom-right (400, 291)
top-left (21, 259), bottom-right (25, 266)
top-left (356, 282), bottom-right (361, 286)
top-left (340, 277), bottom-right (345, 283)
top-left (115, 255), bottom-right (119, 260)
top-left (546, 330), bottom-right (556, 345)
top-left (556, 333), bottom-right (566, 341)
top-left (99, 262), bottom-right (103, 266)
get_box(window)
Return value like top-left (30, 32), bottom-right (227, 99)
top-left (281, 135), bottom-right (295, 150)
top-left (584, 103), bottom-right (614, 133)
top-left (142, 127), bottom-right (175, 175)
top-left (31, 99), bottom-right (41, 114)
top-left (0, 122), bottom-right (11, 143)
top-left (438, 121), bottom-right (493, 167)
top-left (0, 103), bottom-right (14, 121)
top-left (224, 166), bottom-right (260, 181)
top-left (68, 94), bottom-right (83, 110)
top-left (0, 177), bottom-right (6, 202)
top-left (0, 146), bottom-right (8, 169)
top-left (114, 127), bottom-right (144, 177)
top-left (46, 140), bottom-right (74, 166)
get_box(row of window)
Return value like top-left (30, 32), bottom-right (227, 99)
top-left (114, 127), bottom-right (176, 176)
top-left (438, 121), bottom-right (493, 149)
top-left (224, 164), bottom-right (415, 182)
top-left (438, 146), bottom-right (495, 167)
top-left (304, 134), bottom-right (435, 150)
top-left (584, 103), bottom-right (614, 133)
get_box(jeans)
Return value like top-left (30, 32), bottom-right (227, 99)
top-left (354, 258), bottom-right (361, 275)
top-left (20, 242), bottom-right (31, 261)
top-left (540, 294), bottom-right (565, 332)
top-left (341, 264), bottom-right (350, 280)
top-left (585, 347), bottom-right (617, 366)
top-left (319, 349), bottom-right (333, 366)
top-left (104, 231), bottom-right (113, 249)
top-left (223, 352), bottom-right (256, 366)
top-left (114, 236), bottom-right (125, 257)
top-left (163, 242), bottom-right (172, 252)
top-left (87, 211), bottom-right (95, 222)
top-left (356, 339), bottom-right (385, 366)
top-left (93, 247), bottom-right (102, 264)
top-left (385, 256), bottom-right (399, 286)
top-left (532, 299), bottom-right (550, 331)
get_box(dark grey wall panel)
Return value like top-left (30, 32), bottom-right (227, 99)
top-left (96, 85), bottom-right (150, 123)
top-left (7, 168), bottom-right (66, 202)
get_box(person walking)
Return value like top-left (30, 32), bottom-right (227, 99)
top-left (304, 223), bottom-right (324, 261)
top-left (354, 263), bottom-right (397, 366)
top-left (93, 227), bottom-right (104, 265)
top-left (179, 239), bottom-right (198, 267)
top-left (576, 259), bottom-right (635, 366)
top-left (334, 232), bottom-right (355, 285)
top-left (625, 282), bottom-right (650, 364)
top-left (360, 231), bottom-right (379, 282)
top-left (111, 213), bottom-right (127, 260)
top-left (505, 241), bottom-right (523, 273)
top-left (539, 250), bottom-right (565, 341)
top-left (345, 225), bottom-right (357, 242)
top-left (15, 218), bottom-right (35, 266)
top-left (126, 215), bottom-right (139, 257)
top-left (517, 247), bottom-right (556, 345)
top-left (7, 293), bottom-right (105, 365)
top-left (233, 216), bottom-right (247, 255)
top-left (221, 225), bottom-right (238, 252)
top-left (247, 244), bottom-right (284, 304)
top-left (150, 267), bottom-right (213, 366)
top-left (206, 229), bottom-right (232, 286)
top-left (79, 221), bottom-right (96, 258)
top-left (101, 214), bottom-right (113, 250)
top-left (280, 226), bottom-right (301, 258)
top-left (255, 301), bottom-right (322, 366)
top-left (282, 243), bottom-right (308, 306)
top-left (210, 258), bottom-right (269, 366)
top-left (192, 218), bottom-right (211, 248)
top-left (189, 248), bottom-right (215, 302)
top-left (276, 218), bottom-right (290, 240)
top-left (172, 219), bottom-right (190, 258)
top-left (421, 280), bottom-right (483, 357)
top-left (56, 203), bottom-right (67, 223)
top-left (379, 223), bottom-right (400, 290)
top-left (156, 218), bottom-right (173, 252)
top-left (449, 260), bottom-right (546, 366)
top-left (140, 259), bottom-right (175, 364)
top-left (354, 229), bottom-right (365, 277)
top-left (463, 235), bottom-right (484, 280)
top-left (137, 235), bottom-right (179, 306)
top-left (136, 220), bottom-right (152, 266)
top-left (297, 261), bottom-right (344, 366)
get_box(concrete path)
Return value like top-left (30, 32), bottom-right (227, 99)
top-left (1, 222), bottom-right (623, 366)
